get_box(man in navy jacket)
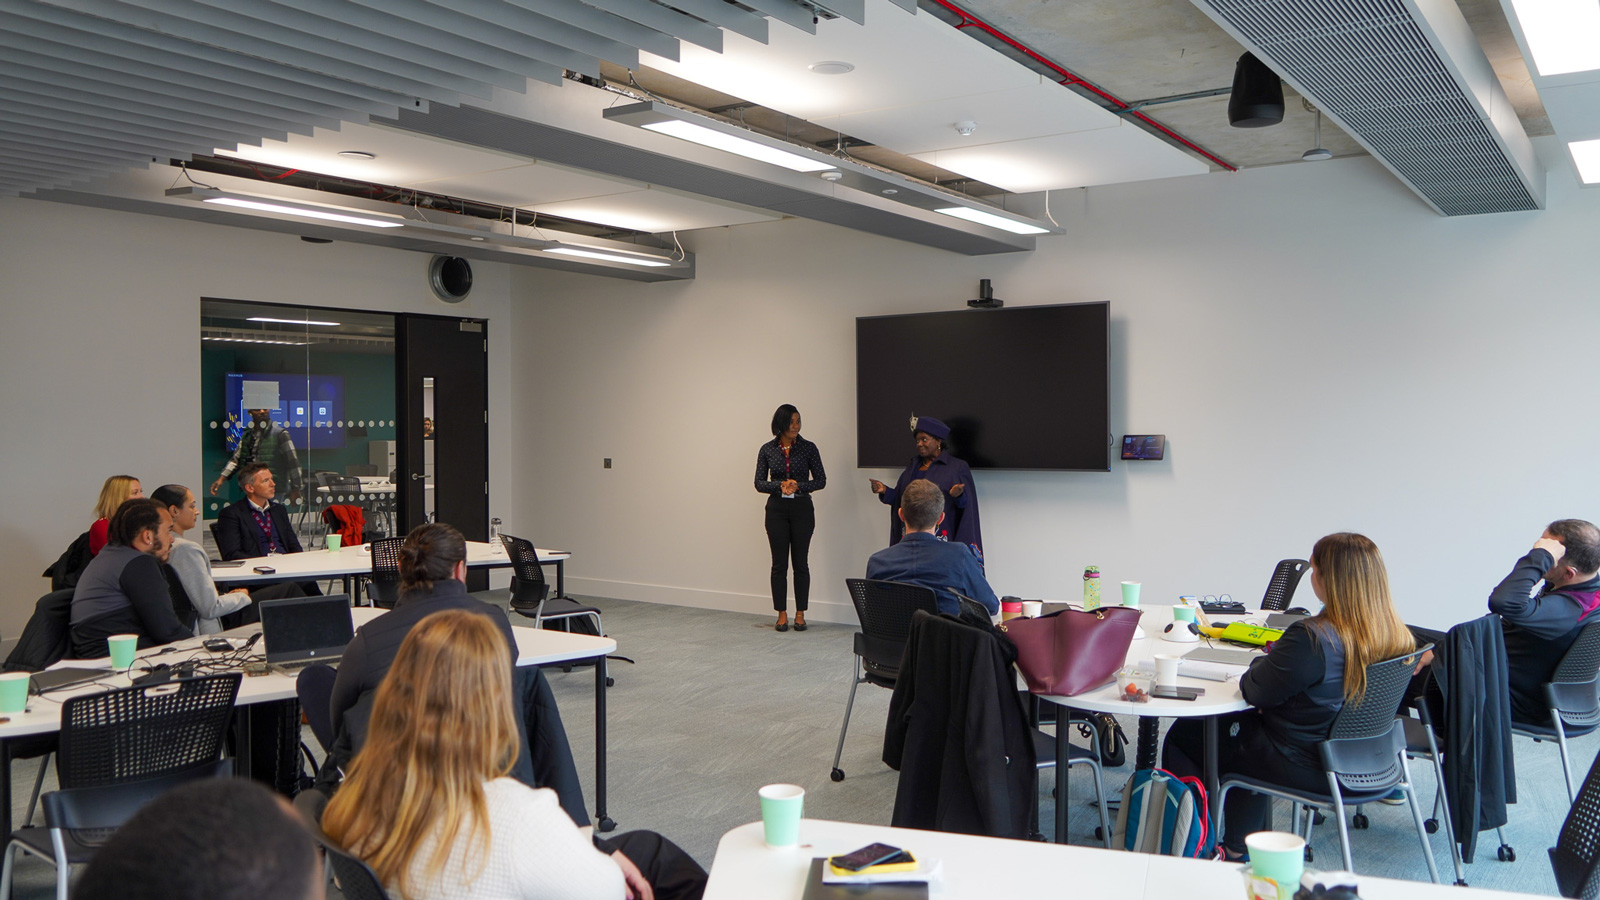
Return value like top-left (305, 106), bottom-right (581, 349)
top-left (215, 463), bottom-right (304, 561)
top-left (866, 479), bottom-right (999, 616)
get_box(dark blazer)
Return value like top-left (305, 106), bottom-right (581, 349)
top-left (866, 532), bottom-right (999, 616)
top-left (1436, 615), bottom-right (1515, 864)
top-left (883, 610), bottom-right (1035, 839)
top-left (215, 499), bottom-right (303, 560)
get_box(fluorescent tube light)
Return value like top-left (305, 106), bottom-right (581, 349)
top-left (1572, 139), bottom-right (1600, 184)
top-left (641, 120), bottom-right (837, 173)
top-left (934, 206), bottom-right (1050, 235)
top-left (247, 317), bottom-right (341, 327)
top-left (605, 101), bottom-right (837, 174)
top-left (1508, 0), bottom-right (1600, 76)
top-left (203, 197), bottom-right (404, 228)
top-left (543, 247), bottom-right (673, 267)
top-left (202, 337), bottom-right (310, 346)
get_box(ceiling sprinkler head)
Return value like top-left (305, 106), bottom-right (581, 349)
top-left (1302, 147), bottom-right (1333, 161)
top-left (954, 120), bottom-right (977, 137)
top-left (819, 170), bottom-right (843, 182)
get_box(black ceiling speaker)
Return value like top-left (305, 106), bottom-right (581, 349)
top-left (429, 255), bottom-right (472, 303)
top-left (1228, 52), bottom-right (1284, 128)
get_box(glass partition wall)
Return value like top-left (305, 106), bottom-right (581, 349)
top-left (200, 299), bottom-right (398, 552)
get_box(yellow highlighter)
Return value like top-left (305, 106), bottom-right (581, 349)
top-left (1198, 622), bottom-right (1285, 646)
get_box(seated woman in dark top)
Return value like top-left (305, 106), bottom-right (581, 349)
top-left (1161, 532), bottom-right (1418, 860)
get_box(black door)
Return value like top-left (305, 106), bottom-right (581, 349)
top-left (397, 316), bottom-right (488, 570)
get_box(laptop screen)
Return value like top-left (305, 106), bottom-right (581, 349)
top-left (258, 594), bottom-right (354, 663)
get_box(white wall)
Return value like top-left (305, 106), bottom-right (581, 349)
top-left (0, 198), bottom-right (518, 635)
top-left (510, 147), bottom-right (1600, 631)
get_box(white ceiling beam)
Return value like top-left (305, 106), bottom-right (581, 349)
top-left (569, 0), bottom-right (724, 52)
top-left (346, 0), bottom-right (628, 74)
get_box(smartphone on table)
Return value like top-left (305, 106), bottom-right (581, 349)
top-left (827, 843), bottom-right (917, 875)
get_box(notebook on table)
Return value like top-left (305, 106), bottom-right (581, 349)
top-left (258, 593), bottom-right (354, 672)
top-left (800, 859), bottom-right (929, 900)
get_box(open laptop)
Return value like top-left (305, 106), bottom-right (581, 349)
top-left (258, 593), bottom-right (354, 672)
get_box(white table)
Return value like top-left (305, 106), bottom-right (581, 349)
top-left (703, 819), bottom-right (1545, 900)
top-left (210, 540), bottom-right (573, 598)
top-left (1035, 603), bottom-right (1260, 841)
top-left (0, 608), bottom-right (616, 833)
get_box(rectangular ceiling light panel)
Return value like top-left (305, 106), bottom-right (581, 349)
top-left (604, 100), bottom-right (838, 173)
top-left (1571, 139), bottom-right (1600, 184)
top-left (1507, 0), bottom-right (1600, 76)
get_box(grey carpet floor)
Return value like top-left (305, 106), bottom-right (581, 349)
top-left (5, 596), bottom-right (1592, 896)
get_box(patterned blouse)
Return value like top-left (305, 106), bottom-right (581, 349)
top-left (754, 436), bottom-right (826, 498)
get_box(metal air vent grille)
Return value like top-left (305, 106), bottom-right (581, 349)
top-left (1199, 0), bottom-right (1540, 215)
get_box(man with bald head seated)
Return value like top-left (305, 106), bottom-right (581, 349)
top-left (74, 778), bottom-right (323, 900)
top-left (69, 498), bottom-right (192, 658)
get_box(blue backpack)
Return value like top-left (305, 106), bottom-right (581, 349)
top-left (1110, 767), bottom-right (1214, 858)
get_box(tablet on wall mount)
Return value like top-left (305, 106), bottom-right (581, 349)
top-left (1121, 434), bottom-right (1166, 460)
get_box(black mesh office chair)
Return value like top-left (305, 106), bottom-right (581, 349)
top-left (323, 840), bottom-right (394, 900)
top-left (1216, 649), bottom-right (1439, 882)
top-left (366, 537), bottom-right (405, 609)
top-left (831, 579), bottom-right (939, 783)
top-left (0, 673), bottom-right (241, 900)
top-left (1260, 559), bottom-right (1309, 612)
top-left (1512, 620), bottom-right (1600, 804)
top-left (0, 759), bottom-right (233, 900)
top-left (1551, 749), bottom-right (1600, 899)
top-left (501, 535), bottom-right (602, 634)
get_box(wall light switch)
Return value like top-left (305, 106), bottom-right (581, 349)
top-left (604, 458), bottom-right (612, 469)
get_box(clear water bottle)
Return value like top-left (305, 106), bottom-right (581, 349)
top-left (489, 517), bottom-right (503, 551)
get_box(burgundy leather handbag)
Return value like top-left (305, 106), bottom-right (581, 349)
top-left (1001, 606), bottom-right (1142, 696)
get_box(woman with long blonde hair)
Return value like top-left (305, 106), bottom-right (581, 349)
top-left (323, 609), bottom-right (706, 900)
top-left (1161, 532), bottom-right (1418, 860)
top-left (88, 474), bottom-right (141, 556)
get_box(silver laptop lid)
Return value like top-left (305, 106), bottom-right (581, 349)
top-left (257, 594), bottom-right (353, 664)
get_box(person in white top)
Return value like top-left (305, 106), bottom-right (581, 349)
top-left (322, 609), bottom-right (707, 900)
top-left (150, 484), bottom-right (253, 633)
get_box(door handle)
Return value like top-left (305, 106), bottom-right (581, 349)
top-left (411, 473), bottom-right (426, 481)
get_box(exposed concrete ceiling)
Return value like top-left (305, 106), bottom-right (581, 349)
top-left (943, 0), bottom-right (1550, 170)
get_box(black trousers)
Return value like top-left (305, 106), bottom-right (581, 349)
top-left (1163, 712), bottom-right (1329, 855)
top-left (765, 496), bottom-right (814, 612)
top-left (594, 830), bottom-right (708, 900)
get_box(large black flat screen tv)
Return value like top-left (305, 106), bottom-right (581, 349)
top-left (856, 302), bottom-right (1109, 471)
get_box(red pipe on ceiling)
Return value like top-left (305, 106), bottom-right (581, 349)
top-left (925, 0), bottom-right (1238, 173)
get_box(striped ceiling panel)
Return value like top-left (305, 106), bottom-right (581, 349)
top-left (0, 0), bottom-right (833, 197)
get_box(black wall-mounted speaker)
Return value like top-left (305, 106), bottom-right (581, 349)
top-left (1228, 53), bottom-right (1284, 128)
top-left (429, 256), bottom-right (473, 303)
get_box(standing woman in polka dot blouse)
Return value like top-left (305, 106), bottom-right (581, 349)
top-left (755, 404), bottom-right (826, 632)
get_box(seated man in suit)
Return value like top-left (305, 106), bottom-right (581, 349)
top-left (69, 498), bottom-right (192, 658)
top-left (866, 478), bottom-right (999, 617)
top-left (1490, 519), bottom-right (1600, 725)
top-left (215, 462), bottom-right (303, 560)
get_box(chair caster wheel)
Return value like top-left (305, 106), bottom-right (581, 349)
top-left (1312, 811), bottom-right (1327, 826)
top-left (598, 817), bottom-right (617, 833)
top-left (1351, 813), bottom-right (1369, 830)
top-left (1094, 826), bottom-right (1105, 841)
top-left (1497, 845), bottom-right (1515, 862)
top-left (1454, 881), bottom-right (1469, 887)
top-left (830, 768), bottom-right (845, 782)
top-left (1304, 847), bottom-right (1314, 863)
top-left (1424, 818), bottom-right (1439, 834)
top-left (562, 665), bottom-right (574, 674)
top-left (605, 676), bottom-right (615, 687)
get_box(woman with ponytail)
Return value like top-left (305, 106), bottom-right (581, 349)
top-left (325, 523), bottom-right (522, 778)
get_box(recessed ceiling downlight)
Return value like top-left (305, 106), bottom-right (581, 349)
top-left (809, 61), bottom-right (855, 75)
top-left (337, 150), bottom-right (376, 160)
